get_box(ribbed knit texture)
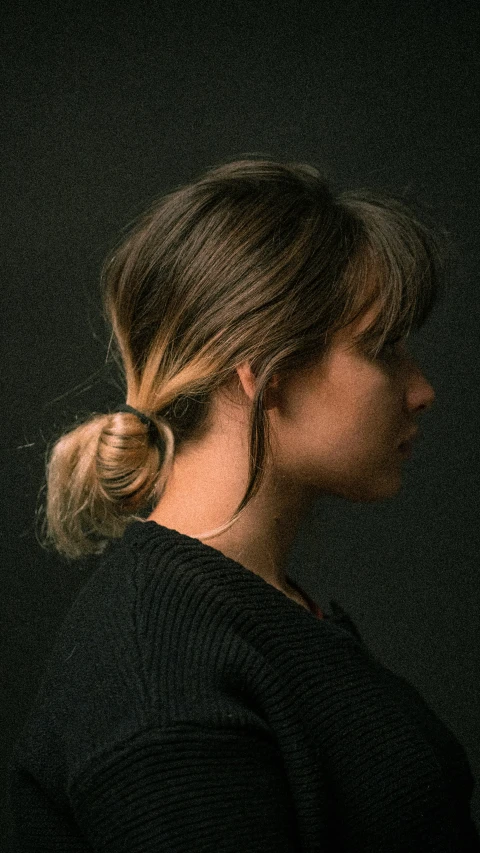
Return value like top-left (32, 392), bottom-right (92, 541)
top-left (5, 520), bottom-right (479, 852)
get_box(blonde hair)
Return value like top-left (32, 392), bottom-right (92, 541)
top-left (39, 156), bottom-right (445, 559)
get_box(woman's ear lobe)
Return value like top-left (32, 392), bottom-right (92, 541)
top-left (264, 374), bottom-right (283, 410)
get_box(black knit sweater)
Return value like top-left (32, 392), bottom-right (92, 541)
top-left (5, 520), bottom-right (479, 851)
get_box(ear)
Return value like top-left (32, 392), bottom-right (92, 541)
top-left (235, 363), bottom-right (282, 410)
top-left (235, 363), bottom-right (257, 402)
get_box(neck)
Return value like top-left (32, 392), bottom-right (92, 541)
top-left (201, 474), bottom-right (314, 593)
top-left (147, 434), bottom-right (315, 597)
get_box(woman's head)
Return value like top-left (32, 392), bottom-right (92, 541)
top-left (41, 156), bottom-right (445, 559)
top-left (259, 298), bottom-right (436, 507)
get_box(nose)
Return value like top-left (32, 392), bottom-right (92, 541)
top-left (404, 358), bottom-right (435, 414)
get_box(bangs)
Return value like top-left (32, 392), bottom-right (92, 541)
top-left (337, 192), bottom-right (447, 358)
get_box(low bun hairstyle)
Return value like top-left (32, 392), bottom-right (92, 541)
top-left (43, 410), bottom-right (175, 559)
top-left (40, 155), bottom-right (446, 559)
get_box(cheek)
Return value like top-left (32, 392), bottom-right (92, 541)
top-left (271, 364), bottom-right (401, 470)
top-left (271, 406), bottom-right (360, 479)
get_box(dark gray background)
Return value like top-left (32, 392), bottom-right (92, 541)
top-left (2, 0), bottom-right (479, 836)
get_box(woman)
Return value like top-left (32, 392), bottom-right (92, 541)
top-left (6, 157), bottom-right (479, 851)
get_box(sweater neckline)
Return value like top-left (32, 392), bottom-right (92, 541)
top-left (122, 519), bottom-right (362, 640)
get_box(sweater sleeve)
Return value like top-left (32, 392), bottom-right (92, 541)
top-left (68, 724), bottom-right (301, 852)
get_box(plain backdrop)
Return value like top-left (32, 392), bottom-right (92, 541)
top-left (1, 0), bottom-right (479, 837)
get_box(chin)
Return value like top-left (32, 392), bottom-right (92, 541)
top-left (306, 464), bottom-right (404, 503)
top-left (337, 474), bottom-right (403, 503)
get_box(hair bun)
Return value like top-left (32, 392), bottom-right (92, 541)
top-left (117, 404), bottom-right (165, 449)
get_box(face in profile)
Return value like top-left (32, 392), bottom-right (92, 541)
top-left (268, 304), bottom-right (436, 502)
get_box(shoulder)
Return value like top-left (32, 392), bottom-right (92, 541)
top-left (51, 520), bottom-right (261, 649)
top-left (45, 521), bottom-right (360, 693)
top-left (15, 522), bottom-right (361, 769)
top-left (19, 523), bottom-right (306, 724)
